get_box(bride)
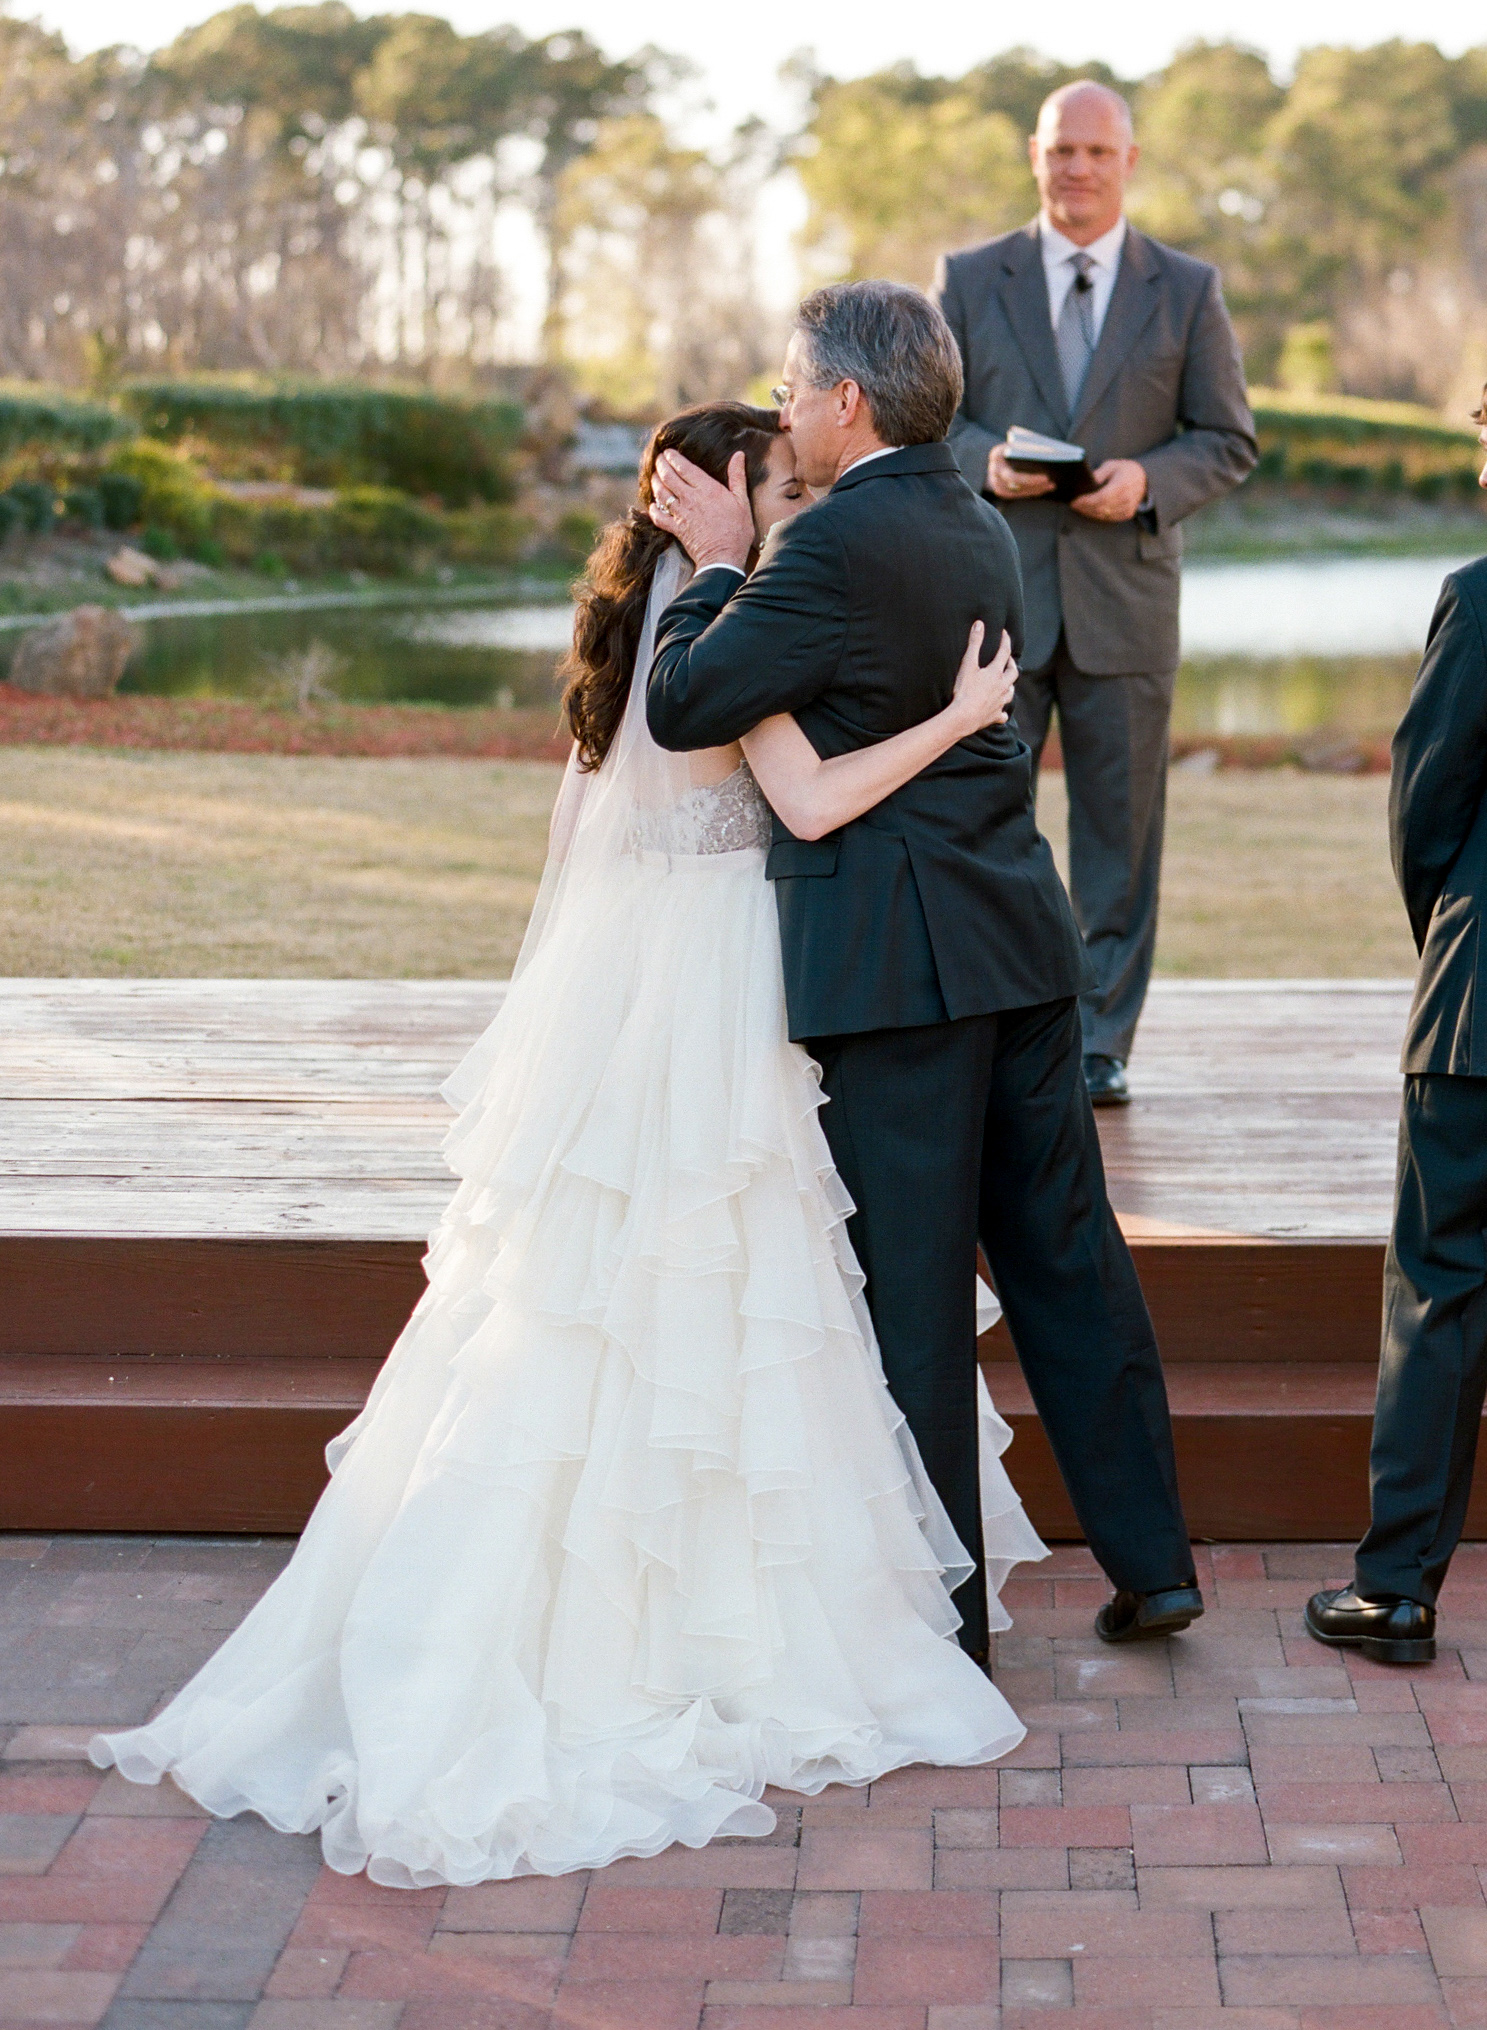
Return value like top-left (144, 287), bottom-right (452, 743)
top-left (90, 399), bottom-right (1046, 1888)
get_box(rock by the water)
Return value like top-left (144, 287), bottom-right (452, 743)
top-left (105, 546), bottom-right (155, 588)
top-left (7, 605), bottom-right (139, 699)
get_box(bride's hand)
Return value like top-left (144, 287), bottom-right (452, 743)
top-left (947, 623), bottom-right (1017, 736)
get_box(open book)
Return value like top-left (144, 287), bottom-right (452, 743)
top-left (1002, 425), bottom-right (1100, 502)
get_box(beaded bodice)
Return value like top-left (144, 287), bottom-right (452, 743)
top-left (631, 761), bottom-right (772, 857)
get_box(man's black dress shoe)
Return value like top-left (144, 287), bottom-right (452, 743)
top-left (1095, 1583), bottom-right (1204, 1644)
top-left (1083, 1054), bottom-right (1130, 1107)
top-left (1305, 1586), bottom-right (1436, 1664)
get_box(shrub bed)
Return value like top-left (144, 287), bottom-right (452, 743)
top-left (118, 376), bottom-right (523, 504)
top-left (89, 440), bottom-right (531, 574)
top-left (1249, 388), bottom-right (1484, 498)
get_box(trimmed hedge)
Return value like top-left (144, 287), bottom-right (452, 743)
top-left (1248, 387), bottom-right (1483, 495)
top-left (1248, 387), bottom-right (1482, 446)
top-left (118, 377), bottom-right (523, 506)
top-left (97, 438), bottom-right (529, 574)
top-left (0, 384), bottom-right (128, 458)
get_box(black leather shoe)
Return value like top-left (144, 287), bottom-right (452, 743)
top-left (1083, 1054), bottom-right (1130, 1107)
top-left (1095, 1583), bottom-right (1204, 1643)
top-left (1305, 1586), bottom-right (1436, 1664)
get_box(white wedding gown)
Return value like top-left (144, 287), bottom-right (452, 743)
top-left (91, 556), bottom-right (1046, 1889)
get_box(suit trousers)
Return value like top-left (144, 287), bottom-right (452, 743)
top-left (1356, 1074), bottom-right (1487, 1607)
top-left (1012, 636), bottom-right (1176, 1063)
top-left (807, 996), bottom-right (1193, 1655)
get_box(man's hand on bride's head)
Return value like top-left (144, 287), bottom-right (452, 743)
top-left (947, 622), bottom-right (1017, 736)
top-left (648, 449), bottom-right (755, 573)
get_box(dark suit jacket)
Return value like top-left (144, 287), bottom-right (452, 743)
top-left (932, 220), bottom-right (1257, 675)
top-left (646, 442), bottom-right (1093, 1042)
top-left (1394, 556), bottom-right (1487, 1075)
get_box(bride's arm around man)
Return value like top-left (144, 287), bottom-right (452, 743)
top-left (647, 281), bottom-right (1200, 1661)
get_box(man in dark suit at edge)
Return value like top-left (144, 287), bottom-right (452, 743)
top-left (1308, 389), bottom-right (1487, 1666)
top-left (933, 81), bottom-right (1257, 1105)
top-left (646, 280), bottom-right (1200, 1660)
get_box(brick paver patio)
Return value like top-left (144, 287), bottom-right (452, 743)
top-left (6, 1534), bottom-right (1487, 2029)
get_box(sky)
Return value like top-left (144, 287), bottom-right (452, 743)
top-left (25, 0), bottom-right (1487, 350)
top-left (28, 0), bottom-right (1487, 121)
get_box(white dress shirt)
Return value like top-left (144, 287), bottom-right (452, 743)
top-left (1040, 214), bottom-right (1126, 346)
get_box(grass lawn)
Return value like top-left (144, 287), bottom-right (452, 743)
top-left (0, 747), bottom-right (1418, 979)
top-left (1037, 767), bottom-right (1417, 978)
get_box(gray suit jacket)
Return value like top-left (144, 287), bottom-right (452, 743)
top-left (932, 220), bottom-right (1257, 675)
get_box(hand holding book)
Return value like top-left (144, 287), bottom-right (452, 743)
top-left (986, 432), bottom-right (1150, 522)
top-left (998, 426), bottom-right (1100, 502)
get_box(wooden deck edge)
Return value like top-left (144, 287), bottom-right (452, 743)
top-left (994, 1409), bottom-right (1420, 1543)
top-left (985, 1237), bottom-right (1388, 1366)
top-left (0, 1403), bottom-right (345, 1534)
top-left (0, 1236), bottom-right (429, 1359)
top-left (2, 1232), bottom-right (1389, 1363)
top-left (0, 1363), bottom-right (1446, 1542)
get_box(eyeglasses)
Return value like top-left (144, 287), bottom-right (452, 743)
top-left (771, 379), bottom-right (842, 409)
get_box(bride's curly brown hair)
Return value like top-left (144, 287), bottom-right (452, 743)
top-left (561, 400), bottom-right (781, 770)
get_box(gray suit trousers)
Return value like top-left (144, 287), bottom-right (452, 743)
top-left (1013, 636), bottom-right (1175, 1062)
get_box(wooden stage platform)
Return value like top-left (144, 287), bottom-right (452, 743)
top-left (0, 977), bottom-right (1452, 1543)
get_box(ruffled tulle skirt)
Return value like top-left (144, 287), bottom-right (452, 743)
top-left (91, 844), bottom-right (1045, 1885)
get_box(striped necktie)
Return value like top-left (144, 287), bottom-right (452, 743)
top-left (1055, 251), bottom-right (1097, 415)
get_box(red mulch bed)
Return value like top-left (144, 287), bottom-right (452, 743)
top-left (0, 690), bottom-right (1391, 773)
top-left (1046, 731), bottom-right (1392, 774)
top-left (0, 690), bottom-right (571, 761)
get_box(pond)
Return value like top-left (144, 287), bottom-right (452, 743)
top-left (1172, 554), bottom-right (1472, 739)
top-left (2, 551), bottom-right (1479, 735)
top-left (113, 591), bottom-right (576, 711)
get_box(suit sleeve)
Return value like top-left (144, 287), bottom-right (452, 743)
top-left (1390, 573), bottom-right (1487, 952)
top-left (932, 254), bottom-right (999, 499)
top-left (1138, 268), bottom-right (1258, 530)
top-left (647, 511), bottom-right (850, 752)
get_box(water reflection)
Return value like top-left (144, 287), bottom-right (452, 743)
top-left (1179, 555), bottom-right (1476, 657)
top-left (1174, 655), bottom-right (1418, 738)
top-left (21, 549), bottom-right (1475, 736)
top-left (385, 607), bottom-right (576, 654)
top-left (116, 599), bottom-right (566, 710)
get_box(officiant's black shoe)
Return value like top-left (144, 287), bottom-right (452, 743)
top-left (1083, 1054), bottom-right (1130, 1107)
top-left (1095, 1582), bottom-right (1204, 1644)
top-left (1305, 1586), bottom-right (1436, 1665)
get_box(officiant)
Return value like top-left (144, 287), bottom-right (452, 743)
top-left (933, 81), bottom-right (1256, 1103)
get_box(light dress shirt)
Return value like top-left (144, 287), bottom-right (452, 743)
top-left (693, 445), bottom-right (903, 583)
top-left (1040, 214), bottom-right (1126, 346)
top-left (1039, 214), bottom-right (1151, 512)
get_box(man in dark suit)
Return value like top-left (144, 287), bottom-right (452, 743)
top-left (1307, 391), bottom-right (1487, 1665)
top-left (932, 82), bottom-right (1256, 1105)
top-left (646, 280), bottom-right (1198, 1660)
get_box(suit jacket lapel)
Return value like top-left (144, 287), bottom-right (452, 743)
top-left (1071, 226), bottom-right (1162, 434)
top-left (997, 222), bottom-right (1070, 435)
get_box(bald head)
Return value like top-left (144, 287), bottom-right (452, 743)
top-left (1030, 80), bottom-right (1139, 245)
top-left (1036, 81), bottom-right (1134, 145)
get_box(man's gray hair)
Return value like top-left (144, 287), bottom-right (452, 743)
top-left (793, 281), bottom-right (964, 446)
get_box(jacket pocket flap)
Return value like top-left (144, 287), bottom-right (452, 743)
top-left (1138, 525), bottom-right (1184, 561)
top-left (766, 836), bottom-right (840, 880)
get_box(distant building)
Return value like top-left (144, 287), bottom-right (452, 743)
top-left (571, 420), bottom-right (648, 477)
